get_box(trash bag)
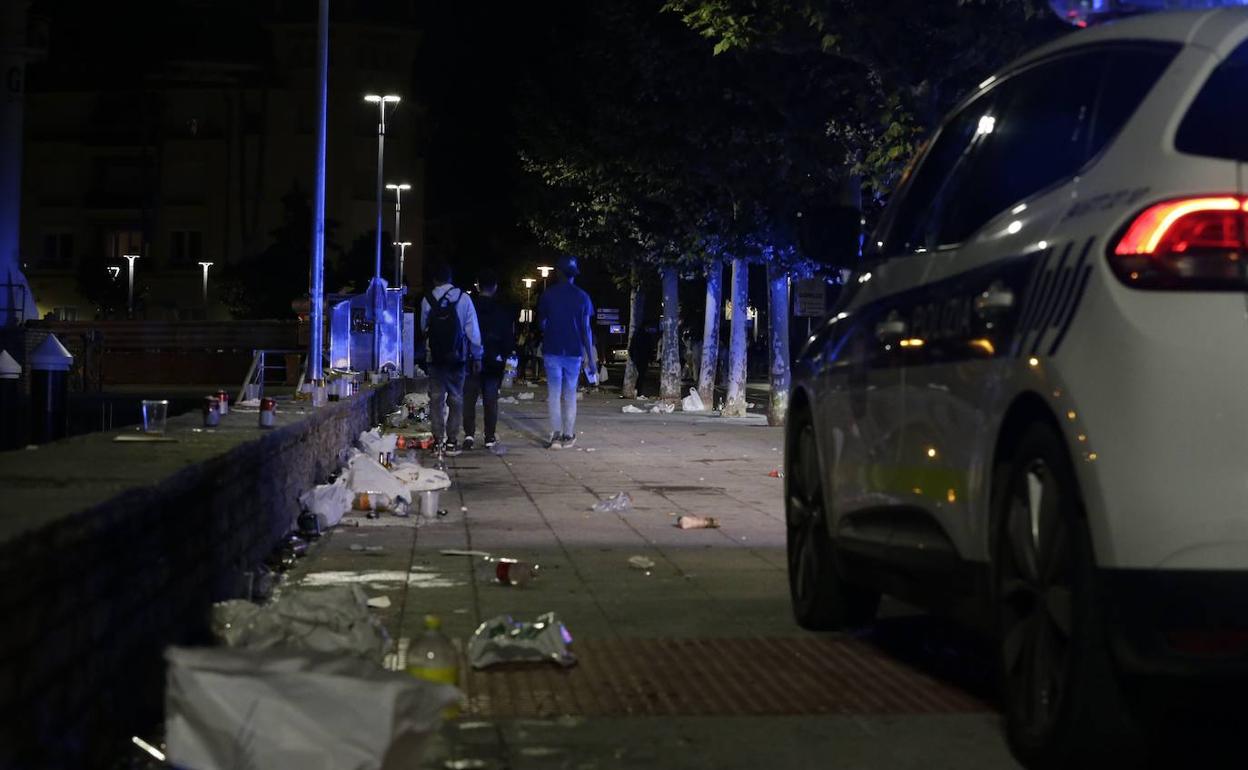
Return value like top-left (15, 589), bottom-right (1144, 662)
top-left (621, 405), bottom-right (645, 414)
top-left (591, 492), bottom-right (633, 513)
top-left (467, 612), bottom-right (576, 669)
top-left (347, 450), bottom-right (412, 505)
top-left (404, 392), bottom-right (431, 408)
top-left (165, 645), bottom-right (458, 770)
top-left (210, 586), bottom-right (389, 658)
top-left (299, 477), bottom-right (355, 529)
top-left (389, 459), bottom-right (452, 493)
top-left (649, 402), bottom-right (675, 414)
top-left (597, 365), bottom-right (609, 384)
top-left (680, 387), bottom-right (706, 412)
top-left (517, 391), bottom-right (535, 401)
top-left (358, 427), bottom-right (398, 460)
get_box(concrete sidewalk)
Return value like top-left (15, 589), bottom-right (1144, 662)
top-left (288, 387), bottom-right (1019, 770)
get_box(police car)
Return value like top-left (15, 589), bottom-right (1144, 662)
top-left (786, 7), bottom-right (1248, 766)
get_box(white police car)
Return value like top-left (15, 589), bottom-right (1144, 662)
top-left (786, 7), bottom-right (1248, 767)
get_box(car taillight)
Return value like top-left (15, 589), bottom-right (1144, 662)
top-left (1109, 195), bottom-right (1248, 290)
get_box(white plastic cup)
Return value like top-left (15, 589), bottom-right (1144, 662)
top-left (141, 399), bottom-right (168, 434)
top-left (419, 489), bottom-right (441, 516)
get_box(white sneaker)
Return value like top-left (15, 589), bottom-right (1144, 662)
top-left (547, 432), bottom-right (563, 450)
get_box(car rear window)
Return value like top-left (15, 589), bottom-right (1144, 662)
top-left (1176, 39), bottom-right (1248, 162)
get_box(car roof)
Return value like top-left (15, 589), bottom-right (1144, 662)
top-left (1011, 8), bottom-right (1248, 69)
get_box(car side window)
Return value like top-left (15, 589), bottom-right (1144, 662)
top-left (936, 52), bottom-right (1105, 246)
top-left (1088, 45), bottom-right (1178, 158)
top-left (1176, 38), bottom-right (1248, 162)
top-left (877, 94), bottom-right (991, 256)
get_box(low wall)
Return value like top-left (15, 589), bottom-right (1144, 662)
top-left (0, 380), bottom-right (407, 770)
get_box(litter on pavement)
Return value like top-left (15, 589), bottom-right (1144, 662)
top-left (498, 396), bottom-right (518, 404)
top-left (165, 645), bottom-right (458, 770)
top-left (467, 612), bottom-right (576, 669)
top-left (477, 557), bottom-right (541, 587)
top-left (210, 585), bottom-right (389, 658)
top-left (621, 405), bottom-right (645, 414)
top-left (627, 555), bottom-right (656, 570)
top-left (681, 388), bottom-right (706, 412)
top-left (299, 477), bottom-right (354, 529)
top-left (591, 492), bottom-right (633, 513)
top-left (676, 515), bottom-right (720, 529)
top-left (649, 402), bottom-right (675, 414)
top-left (517, 391), bottom-right (535, 400)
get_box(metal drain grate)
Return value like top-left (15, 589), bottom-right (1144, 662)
top-left (463, 637), bottom-right (990, 718)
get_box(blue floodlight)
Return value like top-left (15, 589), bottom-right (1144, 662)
top-left (1051, 0), bottom-right (1248, 26)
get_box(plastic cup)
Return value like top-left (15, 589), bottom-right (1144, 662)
top-left (244, 383), bottom-right (260, 401)
top-left (141, 399), bottom-right (169, 434)
top-left (419, 489), bottom-right (441, 516)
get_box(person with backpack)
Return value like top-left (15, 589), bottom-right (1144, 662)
top-left (536, 255), bottom-right (597, 449)
top-left (420, 261), bottom-right (482, 456)
top-left (463, 269), bottom-right (514, 449)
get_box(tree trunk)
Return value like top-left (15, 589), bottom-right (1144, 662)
top-left (697, 259), bottom-right (722, 405)
top-left (659, 265), bottom-right (681, 402)
top-left (622, 266), bottom-right (646, 399)
top-left (767, 264), bottom-right (791, 427)
top-left (722, 258), bottom-right (749, 417)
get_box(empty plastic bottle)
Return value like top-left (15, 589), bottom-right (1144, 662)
top-left (407, 615), bottom-right (460, 717)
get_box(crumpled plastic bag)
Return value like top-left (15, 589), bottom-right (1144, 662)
top-left (649, 402), bottom-right (676, 414)
top-left (348, 450), bottom-right (412, 504)
top-left (299, 477), bottom-right (355, 529)
top-left (385, 408), bottom-right (407, 428)
top-left (517, 392), bottom-right (535, 401)
top-left (467, 612), bottom-right (576, 669)
top-left (592, 492), bottom-right (633, 513)
top-left (621, 405), bottom-right (645, 414)
top-left (681, 387), bottom-right (706, 412)
top-left (389, 459), bottom-right (452, 492)
top-left (165, 645), bottom-right (458, 770)
top-left (404, 392), bottom-right (431, 408)
top-left (210, 586), bottom-right (389, 659)
top-left (499, 396), bottom-right (518, 404)
top-left (358, 427), bottom-right (398, 460)
top-left (597, 365), bottom-right (608, 383)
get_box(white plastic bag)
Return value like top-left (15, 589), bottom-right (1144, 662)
top-left (403, 391), bottom-right (431, 408)
top-left (621, 405), bottom-right (645, 414)
top-left (347, 450), bottom-right (412, 504)
top-left (597, 365), bottom-right (608, 384)
top-left (358, 428), bottom-right (398, 460)
top-left (467, 612), bottom-right (576, 669)
top-left (165, 646), bottom-right (458, 770)
top-left (680, 387), bottom-right (706, 412)
top-left (649, 402), bottom-right (675, 414)
top-left (210, 586), bottom-right (388, 658)
top-left (298, 477), bottom-right (354, 529)
top-left (389, 459), bottom-right (452, 493)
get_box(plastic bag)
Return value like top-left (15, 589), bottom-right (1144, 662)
top-left (347, 450), bottom-right (412, 505)
top-left (358, 427), bottom-right (398, 460)
top-left (621, 405), bottom-right (645, 414)
top-left (592, 492), bottom-right (633, 513)
top-left (404, 392), bottom-right (431, 408)
top-left (598, 365), bottom-right (609, 384)
top-left (467, 612), bottom-right (576, 669)
top-left (210, 586), bottom-right (389, 658)
top-left (165, 645), bottom-right (458, 770)
top-left (649, 402), bottom-right (675, 414)
top-left (517, 391), bottom-right (535, 401)
top-left (389, 459), bottom-right (452, 493)
top-left (299, 477), bottom-right (355, 529)
top-left (680, 387), bottom-right (706, 412)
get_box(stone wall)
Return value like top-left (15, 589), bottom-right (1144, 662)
top-left (0, 380), bottom-right (406, 769)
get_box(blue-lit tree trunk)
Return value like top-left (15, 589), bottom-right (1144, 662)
top-left (767, 263), bottom-right (790, 427)
top-left (660, 265), bottom-right (681, 401)
top-left (697, 259), bottom-right (722, 406)
top-left (622, 265), bottom-right (645, 398)
top-left (722, 257), bottom-right (749, 417)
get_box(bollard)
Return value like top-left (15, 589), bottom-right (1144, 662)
top-left (29, 333), bottom-right (73, 444)
top-left (0, 349), bottom-right (21, 450)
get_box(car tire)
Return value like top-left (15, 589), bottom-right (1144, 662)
top-left (786, 408), bottom-right (880, 631)
top-left (992, 422), bottom-right (1141, 769)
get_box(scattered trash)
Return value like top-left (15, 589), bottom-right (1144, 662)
top-left (585, 447), bottom-right (596, 452)
top-left (598, 364), bottom-right (609, 383)
top-left (404, 391), bottom-right (432, 409)
top-left (460, 505), bottom-right (468, 513)
top-left (210, 586), bottom-right (390, 658)
top-left (591, 492), bottom-right (633, 513)
top-left (637, 395), bottom-right (649, 401)
top-left (165, 645), bottom-right (458, 770)
top-left (627, 555), bottom-right (656, 570)
top-left (681, 388), bottom-right (706, 412)
top-left (467, 613), bottom-right (576, 669)
top-left (621, 405), bottom-right (645, 414)
top-left (489, 442), bottom-right (509, 456)
top-left (441, 549), bottom-right (491, 558)
top-left (390, 459), bottom-right (453, 493)
top-left (385, 408), bottom-right (407, 428)
top-left (498, 396), bottom-right (519, 404)
top-left (517, 391), bottom-right (535, 401)
top-left (347, 451), bottom-right (412, 507)
top-left (406, 616), bottom-right (460, 718)
top-left (358, 427), bottom-right (399, 460)
top-left (353, 491), bottom-right (398, 513)
top-left (676, 515), bottom-right (720, 529)
top-left (768, 469), bottom-right (783, 478)
top-left (131, 736), bottom-right (165, 762)
top-left (367, 595), bottom-right (392, 609)
top-left (349, 543), bottom-right (386, 554)
top-left (477, 557), bottom-right (541, 587)
top-left (649, 402), bottom-right (675, 414)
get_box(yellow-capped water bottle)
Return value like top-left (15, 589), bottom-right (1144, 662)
top-left (406, 614), bottom-right (460, 717)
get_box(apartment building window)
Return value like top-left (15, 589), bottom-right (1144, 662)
top-left (170, 230), bottom-right (203, 265)
top-left (105, 229), bottom-right (144, 259)
top-left (41, 231), bottom-right (74, 267)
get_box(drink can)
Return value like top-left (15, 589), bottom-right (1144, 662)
top-left (203, 396), bottom-right (220, 427)
top-left (259, 397), bottom-right (276, 428)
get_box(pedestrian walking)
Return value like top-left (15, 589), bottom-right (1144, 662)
top-left (463, 269), bottom-right (514, 449)
top-left (421, 261), bottom-right (482, 456)
top-left (628, 324), bottom-right (656, 397)
top-left (536, 255), bottom-right (597, 449)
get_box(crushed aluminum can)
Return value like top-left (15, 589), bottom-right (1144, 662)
top-left (467, 612), bottom-right (576, 669)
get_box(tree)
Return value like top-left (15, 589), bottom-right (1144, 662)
top-left (722, 257), bottom-right (749, 416)
top-left (696, 258), bottom-right (722, 404)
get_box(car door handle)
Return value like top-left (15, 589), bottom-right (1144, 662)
top-left (875, 317), bottom-right (907, 340)
top-left (975, 283), bottom-right (1015, 317)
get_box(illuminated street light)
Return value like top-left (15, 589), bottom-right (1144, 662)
top-left (198, 261), bottom-right (214, 305)
top-left (386, 183), bottom-right (411, 285)
top-left (392, 241), bottom-right (412, 287)
top-left (537, 265), bottom-right (553, 291)
top-left (364, 93), bottom-right (401, 371)
top-left (123, 254), bottom-right (140, 316)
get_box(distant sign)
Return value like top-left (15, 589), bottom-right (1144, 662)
top-left (793, 279), bottom-right (827, 318)
top-left (608, 324), bottom-right (625, 335)
top-left (595, 307), bottom-right (621, 320)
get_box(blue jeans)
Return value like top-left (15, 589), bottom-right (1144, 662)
top-left (544, 355), bottom-right (581, 437)
top-left (428, 363), bottom-right (466, 443)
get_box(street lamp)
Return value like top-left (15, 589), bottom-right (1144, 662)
top-left (537, 265), bottom-right (553, 291)
top-left (364, 93), bottom-right (401, 370)
top-left (385, 182), bottom-right (411, 285)
top-left (522, 277), bottom-right (536, 310)
top-left (392, 241), bottom-right (411, 287)
top-left (123, 254), bottom-right (140, 316)
top-left (198, 261), bottom-right (214, 305)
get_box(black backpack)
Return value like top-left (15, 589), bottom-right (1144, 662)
top-left (425, 288), bottom-right (466, 365)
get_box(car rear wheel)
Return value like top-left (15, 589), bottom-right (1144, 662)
top-left (993, 422), bottom-right (1140, 768)
top-left (787, 410), bottom-right (879, 631)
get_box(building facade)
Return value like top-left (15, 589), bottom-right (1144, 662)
top-left (20, 0), bottom-right (424, 321)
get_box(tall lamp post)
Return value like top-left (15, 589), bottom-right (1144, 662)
top-left (393, 241), bottom-right (411, 287)
top-left (364, 93), bottom-right (400, 371)
top-left (198, 261), bottom-right (214, 305)
top-left (537, 265), bottom-right (553, 291)
top-left (123, 254), bottom-right (140, 317)
top-left (522, 277), bottom-right (536, 315)
top-left (385, 182), bottom-right (411, 286)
